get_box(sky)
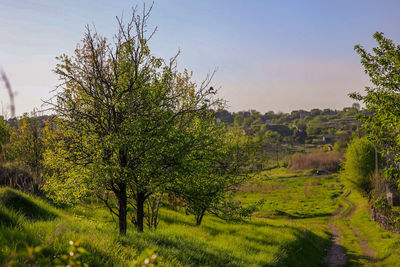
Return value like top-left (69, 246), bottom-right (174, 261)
top-left (1, 0), bottom-right (400, 116)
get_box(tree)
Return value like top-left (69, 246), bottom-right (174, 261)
top-left (233, 114), bottom-right (244, 127)
top-left (173, 127), bottom-right (262, 225)
top-left (343, 137), bottom-right (376, 193)
top-left (263, 130), bottom-right (281, 164)
top-left (310, 108), bottom-right (322, 116)
top-left (43, 6), bottom-right (221, 234)
top-left (352, 103), bottom-right (360, 111)
top-left (7, 114), bottom-right (44, 178)
top-left (350, 32), bottom-right (400, 168)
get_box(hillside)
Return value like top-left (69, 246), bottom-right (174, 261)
top-left (0, 169), bottom-right (337, 266)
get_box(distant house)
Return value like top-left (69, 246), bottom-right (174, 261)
top-left (322, 134), bottom-right (334, 143)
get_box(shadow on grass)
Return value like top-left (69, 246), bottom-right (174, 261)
top-left (346, 251), bottom-right (383, 266)
top-left (123, 221), bottom-right (331, 267)
top-left (0, 189), bottom-right (57, 221)
top-left (140, 232), bottom-right (248, 266)
top-left (270, 229), bottom-right (330, 267)
top-left (274, 209), bottom-right (332, 219)
top-left (0, 206), bottom-right (18, 227)
top-left (162, 213), bottom-right (196, 227)
top-left (79, 242), bottom-right (122, 267)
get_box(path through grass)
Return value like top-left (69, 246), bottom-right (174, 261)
top-left (328, 178), bottom-right (400, 266)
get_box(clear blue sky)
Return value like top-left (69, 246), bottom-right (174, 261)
top-left (1, 0), bottom-right (400, 116)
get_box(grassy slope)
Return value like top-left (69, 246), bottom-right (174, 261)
top-left (334, 178), bottom-right (400, 266)
top-left (0, 169), bottom-right (341, 266)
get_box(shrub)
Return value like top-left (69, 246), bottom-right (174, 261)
top-left (289, 152), bottom-right (343, 171)
top-left (342, 137), bottom-right (376, 193)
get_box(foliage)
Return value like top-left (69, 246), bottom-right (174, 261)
top-left (372, 197), bottom-right (392, 215)
top-left (43, 6), bottom-right (222, 234)
top-left (350, 32), bottom-right (400, 167)
top-left (343, 137), bottom-right (376, 193)
top-left (7, 114), bottom-right (45, 178)
top-left (53, 240), bottom-right (89, 267)
top-left (6, 244), bottom-right (49, 266)
top-left (9, 240), bottom-right (92, 267)
top-left (171, 126), bottom-right (263, 225)
top-left (130, 248), bottom-right (157, 267)
top-left (0, 118), bottom-right (8, 156)
top-left (7, 238), bottom-right (158, 267)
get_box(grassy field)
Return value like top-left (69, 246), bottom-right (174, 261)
top-left (0, 168), bottom-right (351, 266)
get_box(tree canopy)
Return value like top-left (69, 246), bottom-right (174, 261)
top-left (43, 6), bottom-right (223, 234)
top-left (350, 32), bottom-right (400, 167)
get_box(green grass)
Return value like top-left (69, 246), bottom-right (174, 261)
top-left (0, 169), bottom-right (340, 266)
top-left (240, 168), bottom-right (342, 219)
top-left (334, 178), bottom-right (400, 266)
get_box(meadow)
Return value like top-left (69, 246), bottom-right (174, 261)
top-left (3, 167), bottom-right (400, 266)
top-left (0, 168), bottom-right (342, 266)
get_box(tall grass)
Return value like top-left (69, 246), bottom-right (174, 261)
top-left (289, 152), bottom-right (343, 171)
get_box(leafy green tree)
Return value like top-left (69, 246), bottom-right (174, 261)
top-left (44, 7), bottom-right (221, 234)
top-left (310, 108), bottom-right (322, 116)
top-left (263, 130), bottom-right (281, 164)
top-left (343, 137), bottom-right (376, 193)
top-left (306, 126), bottom-right (322, 136)
top-left (350, 32), bottom-right (400, 167)
top-left (174, 128), bottom-right (262, 225)
top-left (352, 103), bottom-right (360, 111)
top-left (233, 114), bottom-right (244, 127)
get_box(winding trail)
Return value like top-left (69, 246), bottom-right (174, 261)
top-left (325, 189), bottom-right (378, 266)
top-left (325, 189), bottom-right (347, 267)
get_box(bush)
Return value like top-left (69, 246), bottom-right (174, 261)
top-left (289, 152), bottom-right (343, 171)
top-left (342, 137), bottom-right (376, 193)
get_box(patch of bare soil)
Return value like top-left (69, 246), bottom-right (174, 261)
top-left (325, 190), bottom-right (347, 267)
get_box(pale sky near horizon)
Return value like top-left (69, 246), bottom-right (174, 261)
top-left (1, 0), bottom-right (400, 116)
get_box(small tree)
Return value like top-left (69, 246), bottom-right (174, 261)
top-left (174, 127), bottom-right (262, 225)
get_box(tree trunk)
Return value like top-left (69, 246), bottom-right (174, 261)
top-left (374, 145), bottom-right (378, 175)
top-left (136, 191), bottom-right (146, 232)
top-left (117, 182), bottom-right (127, 235)
top-left (195, 208), bottom-right (206, 226)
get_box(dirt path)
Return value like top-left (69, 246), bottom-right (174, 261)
top-left (325, 189), bottom-right (378, 266)
top-left (342, 195), bottom-right (378, 261)
top-left (325, 190), bottom-right (347, 267)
